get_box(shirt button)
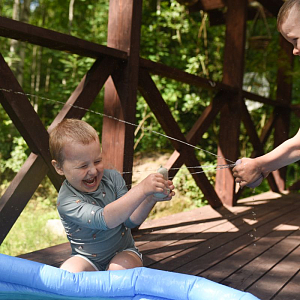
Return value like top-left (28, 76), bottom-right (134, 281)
top-left (121, 232), bottom-right (125, 236)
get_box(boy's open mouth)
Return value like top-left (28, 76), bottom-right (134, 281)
top-left (83, 177), bottom-right (97, 186)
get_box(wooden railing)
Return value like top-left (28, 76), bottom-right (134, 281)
top-left (0, 0), bottom-right (295, 245)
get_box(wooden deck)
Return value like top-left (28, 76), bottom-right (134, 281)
top-left (19, 191), bottom-right (300, 300)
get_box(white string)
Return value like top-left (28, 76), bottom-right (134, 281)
top-left (0, 88), bottom-right (237, 173)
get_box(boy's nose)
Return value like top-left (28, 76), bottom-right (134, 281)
top-left (293, 47), bottom-right (300, 55)
top-left (88, 166), bottom-right (97, 175)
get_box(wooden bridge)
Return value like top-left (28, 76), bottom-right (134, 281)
top-left (1, 1), bottom-right (299, 299)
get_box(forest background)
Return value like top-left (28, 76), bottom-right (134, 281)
top-left (0, 0), bottom-right (300, 256)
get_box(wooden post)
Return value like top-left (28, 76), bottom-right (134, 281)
top-left (102, 0), bottom-right (142, 186)
top-left (273, 35), bottom-right (293, 191)
top-left (215, 0), bottom-right (248, 206)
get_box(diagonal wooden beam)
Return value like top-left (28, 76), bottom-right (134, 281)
top-left (165, 91), bottom-right (227, 180)
top-left (139, 58), bottom-right (237, 94)
top-left (260, 112), bottom-right (278, 146)
top-left (0, 53), bottom-right (63, 189)
top-left (138, 68), bottom-right (222, 208)
top-left (240, 100), bottom-right (279, 193)
top-left (0, 154), bottom-right (48, 245)
top-left (0, 56), bottom-right (119, 245)
top-left (0, 16), bottom-right (126, 60)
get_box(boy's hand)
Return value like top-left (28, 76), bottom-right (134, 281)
top-left (141, 174), bottom-right (175, 200)
top-left (153, 180), bottom-right (175, 201)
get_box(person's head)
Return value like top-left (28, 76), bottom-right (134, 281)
top-left (277, 0), bottom-right (300, 55)
top-left (50, 119), bottom-right (103, 193)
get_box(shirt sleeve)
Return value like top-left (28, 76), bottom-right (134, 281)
top-left (57, 195), bottom-right (109, 231)
top-left (113, 171), bottom-right (128, 199)
top-left (111, 171), bottom-right (138, 228)
top-left (124, 217), bottom-right (139, 228)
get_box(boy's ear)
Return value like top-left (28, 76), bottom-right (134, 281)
top-left (51, 160), bottom-right (64, 176)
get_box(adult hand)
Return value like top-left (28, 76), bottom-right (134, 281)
top-left (233, 158), bottom-right (264, 188)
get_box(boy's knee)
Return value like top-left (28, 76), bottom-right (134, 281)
top-left (107, 251), bottom-right (143, 271)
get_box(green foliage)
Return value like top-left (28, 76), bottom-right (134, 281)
top-left (3, 136), bottom-right (28, 173)
top-left (173, 166), bottom-right (208, 207)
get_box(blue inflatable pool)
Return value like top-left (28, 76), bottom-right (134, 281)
top-left (0, 253), bottom-right (259, 300)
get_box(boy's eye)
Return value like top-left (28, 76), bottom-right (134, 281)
top-left (78, 165), bottom-right (87, 169)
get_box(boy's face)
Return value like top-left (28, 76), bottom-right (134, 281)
top-left (52, 139), bottom-right (104, 193)
top-left (280, 6), bottom-right (300, 56)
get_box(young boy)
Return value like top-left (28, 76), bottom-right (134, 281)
top-left (49, 118), bottom-right (175, 272)
top-left (233, 0), bottom-right (300, 188)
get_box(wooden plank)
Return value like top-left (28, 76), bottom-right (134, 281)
top-left (137, 205), bottom-right (250, 253)
top-left (221, 227), bottom-right (300, 292)
top-left (164, 197), bottom-right (300, 274)
top-left (246, 234), bottom-right (300, 300)
top-left (204, 215), bottom-right (300, 284)
top-left (138, 68), bottom-right (222, 208)
top-left (215, 0), bottom-right (248, 206)
top-left (102, 0), bottom-right (142, 187)
top-left (0, 16), bottom-right (127, 60)
top-left (135, 193), bottom-right (275, 249)
top-left (273, 270), bottom-right (300, 300)
top-left (19, 243), bottom-right (71, 268)
top-left (144, 194), bottom-right (299, 270)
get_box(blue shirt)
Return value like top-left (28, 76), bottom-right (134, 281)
top-left (57, 169), bottom-right (138, 265)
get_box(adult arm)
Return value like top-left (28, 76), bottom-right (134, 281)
top-left (233, 129), bottom-right (300, 188)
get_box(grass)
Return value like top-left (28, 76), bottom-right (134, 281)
top-left (0, 198), bottom-right (68, 256)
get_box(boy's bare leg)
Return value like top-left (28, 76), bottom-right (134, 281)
top-left (60, 256), bottom-right (97, 272)
top-left (107, 251), bottom-right (143, 271)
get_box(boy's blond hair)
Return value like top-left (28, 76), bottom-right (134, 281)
top-left (277, 0), bottom-right (300, 30)
top-left (49, 119), bottom-right (99, 166)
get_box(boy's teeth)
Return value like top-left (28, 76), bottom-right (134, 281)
top-left (85, 178), bottom-right (95, 183)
